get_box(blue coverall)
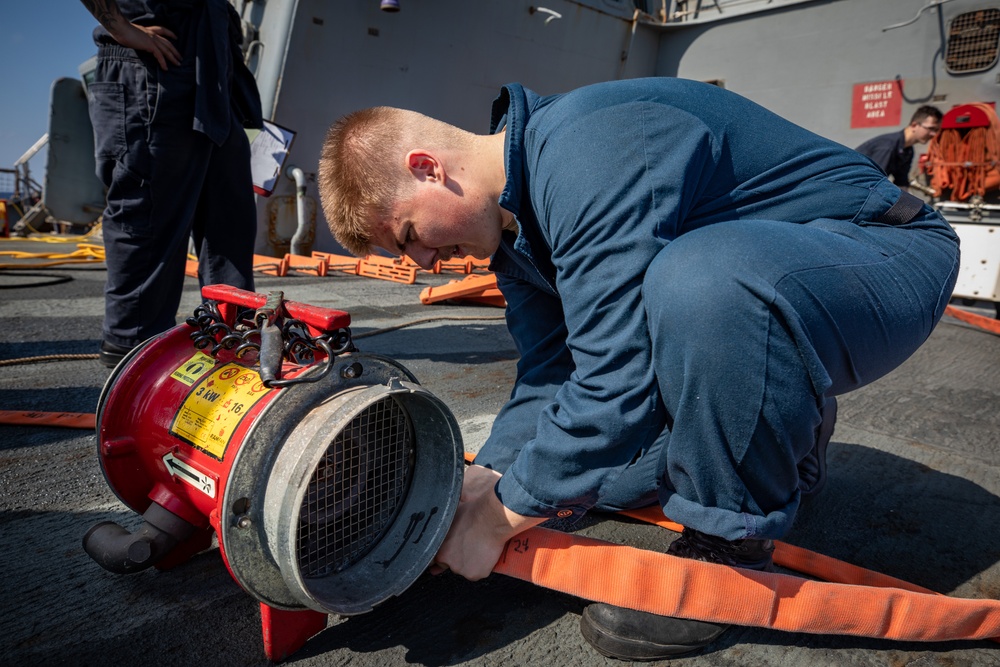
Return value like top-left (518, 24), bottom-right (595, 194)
top-left (476, 79), bottom-right (960, 541)
top-left (87, 0), bottom-right (261, 349)
top-left (855, 130), bottom-right (914, 187)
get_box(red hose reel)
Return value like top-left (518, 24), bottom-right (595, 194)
top-left (86, 285), bottom-right (464, 660)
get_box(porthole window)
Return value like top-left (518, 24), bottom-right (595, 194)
top-left (945, 8), bottom-right (1000, 74)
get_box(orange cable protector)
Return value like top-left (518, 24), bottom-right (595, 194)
top-left (357, 256), bottom-right (417, 284)
top-left (284, 253), bottom-right (328, 277)
top-left (420, 274), bottom-right (501, 305)
top-left (312, 251), bottom-right (361, 276)
top-left (252, 254), bottom-right (289, 277)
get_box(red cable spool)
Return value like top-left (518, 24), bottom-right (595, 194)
top-left (927, 103), bottom-right (1000, 200)
top-left (87, 284), bottom-right (464, 661)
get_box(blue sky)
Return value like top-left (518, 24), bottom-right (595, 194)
top-left (2, 2), bottom-right (100, 175)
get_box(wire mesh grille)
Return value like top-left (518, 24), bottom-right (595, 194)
top-left (946, 9), bottom-right (1000, 74)
top-left (296, 396), bottom-right (413, 577)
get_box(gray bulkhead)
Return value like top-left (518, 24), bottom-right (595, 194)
top-left (247, 0), bottom-right (998, 255)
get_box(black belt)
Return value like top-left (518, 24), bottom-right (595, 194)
top-left (876, 190), bottom-right (925, 225)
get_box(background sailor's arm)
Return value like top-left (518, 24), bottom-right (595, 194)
top-left (79, 0), bottom-right (181, 69)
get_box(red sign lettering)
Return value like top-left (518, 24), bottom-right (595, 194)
top-left (850, 80), bottom-right (904, 128)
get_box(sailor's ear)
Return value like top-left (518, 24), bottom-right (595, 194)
top-left (405, 150), bottom-right (445, 183)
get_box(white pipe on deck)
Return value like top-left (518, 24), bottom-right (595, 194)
top-left (286, 165), bottom-right (312, 256)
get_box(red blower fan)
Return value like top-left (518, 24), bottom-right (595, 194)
top-left (84, 285), bottom-right (464, 660)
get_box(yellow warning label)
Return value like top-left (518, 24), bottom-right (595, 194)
top-left (170, 351), bottom-right (217, 386)
top-left (169, 363), bottom-right (272, 459)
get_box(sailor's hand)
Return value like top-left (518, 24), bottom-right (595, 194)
top-left (430, 465), bottom-right (545, 581)
top-left (113, 22), bottom-right (181, 70)
top-left (460, 463), bottom-right (503, 502)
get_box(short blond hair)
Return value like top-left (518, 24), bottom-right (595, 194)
top-left (318, 107), bottom-right (473, 256)
top-left (318, 107), bottom-right (410, 257)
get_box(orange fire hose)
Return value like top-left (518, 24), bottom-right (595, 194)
top-left (619, 505), bottom-right (940, 594)
top-left (945, 305), bottom-right (1000, 336)
top-left (0, 410), bottom-right (96, 429)
top-left (493, 523), bottom-right (1000, 643)
top-left (459, 453), bottom-right (1000, 643)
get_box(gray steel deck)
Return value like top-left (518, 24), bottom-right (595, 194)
top-left (1, 236), bottom-right (998, 666)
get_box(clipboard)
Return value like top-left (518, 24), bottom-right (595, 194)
top-left (246, 120), bottom-right (296, 197)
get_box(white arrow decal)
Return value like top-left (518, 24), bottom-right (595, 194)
top-left (162, 452), bottom-right (217, 499)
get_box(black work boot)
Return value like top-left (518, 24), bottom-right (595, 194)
top-left (579, 527), bottom-right (774, 661)
top-left (797, 396), bottom-right (838, 498)
top-left (99, 340), bottom-right (134, 369)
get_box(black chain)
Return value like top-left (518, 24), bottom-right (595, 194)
top-left (185, 300), bottom-right (355, 387)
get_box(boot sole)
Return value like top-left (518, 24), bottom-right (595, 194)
top-left (579, 608), bottom-right (724, 661)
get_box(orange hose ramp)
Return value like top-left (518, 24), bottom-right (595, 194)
top-left (190, 253), bottom-right (328, 279)
top-left (399, 255), bottom-right (492, 275)
top-left (285, 253), bottom-right (329, 277)
top-left (310, 251), bottom-right (417, 284)
top-left (253, 253), bottom-right (290, 277)
top-left (419, 273), bottom-right (506, 307)
top-left (184, 250), bottom-right (493, 286)
top-left (357, 254), bottom-right (418, 284)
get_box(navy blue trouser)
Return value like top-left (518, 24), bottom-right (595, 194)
top-left (477, 190), bottom-right (959, 541)
top-left (89, 47), bottom-right (256, 348)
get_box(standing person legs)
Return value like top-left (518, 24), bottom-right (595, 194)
top-left (91, 51), bottom-right (255, 362)
top-left (99, 117), bottom-right (214, 349)
top-left (191, 111), bottom-right (257, 293)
